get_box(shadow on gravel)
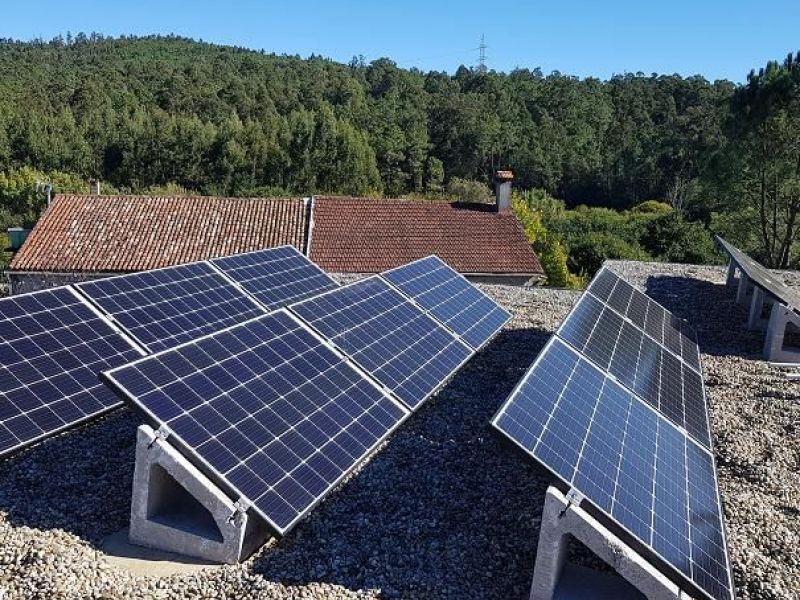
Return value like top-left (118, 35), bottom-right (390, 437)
top-left (252, 326), bottom-right (555, 600)
top-left (0, 326), bottom-right (560, 599)
top-left (0, 408), bottom-right (139, 544)
top-left (644, 274), bottom-right (765, 360)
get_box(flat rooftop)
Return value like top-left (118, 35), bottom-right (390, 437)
top-left (0, 260), bottom-right (796, 599)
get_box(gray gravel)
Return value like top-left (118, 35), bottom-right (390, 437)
top-left (0, 261), bottom-right (798, 599)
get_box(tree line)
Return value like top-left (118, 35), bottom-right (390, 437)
top-left (0, 34), bottom-right (798, 273)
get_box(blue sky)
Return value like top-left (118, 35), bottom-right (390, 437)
top-left (4, 1), bottom-right (798, 82)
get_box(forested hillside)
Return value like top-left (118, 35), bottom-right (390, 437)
top-left (0, 34), bottom-right (798, 277)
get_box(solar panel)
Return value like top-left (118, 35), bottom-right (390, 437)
top-left (0, 287), bottom-right (144, 456)
top-left (716, 235), bottom-right (800, 311)
top-left (101, 310), bottom-right (409, 535)
top-left (492, 337), bottom-right (733, 600)
top-left (77, 262), bottom-right (264, 353)
top-left (558, 293), bottom-right (711, 448)
top-left (588, 266), bottom-right (700, 371)
top-left (211, 246), bottom-right (338, 311)
top-left (381, 255), bottom-right (510, 350)
top-left (290, 276), bottom-right (472, 411)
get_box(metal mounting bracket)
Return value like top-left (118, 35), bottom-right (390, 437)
top-left (229, 498), bottom-right (252, 523)
top-left (148, 425), bottom-right (171, 449)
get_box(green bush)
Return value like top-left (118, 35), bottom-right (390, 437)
top-left (709, 209), bottom-right (759, 258)
top-left (0, 232), bottom-right (9, 273)
top-left (539, 237), bottom-right (583, 288)
top-left (631, 200), bottom-right (673, 214)
top-left (642, 213), bottom-right (719, 264)
top-left (138, 182), bottom-right (199, 197)
top-left (511, 196), bottom-right (581, 288)
top-left (446, 178), bottom-right (492, 204)
top-left (548, 205), bottom-right (656, 249)
top-left (0, 166), bottom-right (93, 226)
top-left (514, 188), bottom-right (566, 221)
top-left (566, 232), bottom-right (651, 275)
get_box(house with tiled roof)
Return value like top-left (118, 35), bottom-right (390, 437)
top-left (6, 194), bottom-right (309, 294)
top-left (309, 195), bottom-right (542, 285)
top-left (6, 177), bottom-right (543, 293)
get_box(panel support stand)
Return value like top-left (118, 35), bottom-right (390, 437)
top-left (763, 303), bottom-right (800, 363)
top-left (129, 425), bottom-right (271, 564)
top-left (747, 286), bottom-right (775, 331)
top-left (725, 260), bottom-right (738, 288)
top-left (735, 272), bottom-right (752, 305)
top-left (529, 486), bottom-right (693, 600)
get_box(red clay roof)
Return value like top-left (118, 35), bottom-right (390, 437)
top-left (9, 195), bottom-right (307, 273)
top-left (309, 196), bottom-right (542, 275)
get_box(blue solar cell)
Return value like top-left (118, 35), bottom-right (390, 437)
top-left (492, 338), bottom-right (734, 600)
top-left (572, 381), bottom-right (630, 513)
top-left (0, 287), bottom-right (142, 456)
top-left (687, 441), bottom-right (733, 600)
top-left (102, 309), bottom-right (409, 535)
top-left (586, 268), bottom-right (618, 302)
top-left (561, 271), bottom-right (711, 449)
top-left (381, 256), bottom-right (510, 350)
top-left (558, 294), bottom-right (604, 352)
top-left (589, 266), bottom-right (700, 370)
top-left (290, 276), bottom-right (472, 411)
top-left (653, 421), bottom-right (692, 578)
top-left (535, 358), bottom-right (604, 482)
top-left (211, 246), bottom-right (338, 311)
top-left (607, 278), bottom-right (634, 314)
top-left (78, 261), bottom-right (264, 353)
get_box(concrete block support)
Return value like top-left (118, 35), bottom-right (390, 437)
top-left (129, 425), bottom-right (271, 564)
top-left (763, 303), bottom-right (800, 363)
top-left (529, 486), bottom-right (691, 600)
top-left (736, 272), bottom-right (752, 305)
top-left (725, 260), bottom-right (738, 287)
top-left (747, 286), bottom-right (776, 331)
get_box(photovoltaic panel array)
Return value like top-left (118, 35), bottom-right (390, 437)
top-left (381, 255), bottom-right (511, 350)
top-left (0, 287), bottom-right (143, 456)
top-left (0, 247), bottom-right (354, 459)
top-left (716, 235), bottom-right (800, 312)
top-left (77, 262), bottom-right (264, 353)
top-left (102, 310), bottom-right (409, 535)
top-left (493, 338), bottom-right (733, 600)
top-left (211, 246), bottom-right (339, 311)
top-left (290, 276), bottom-right (472, 411)
top-left (587, 267), bottom-right (700, 371)
top-left (558, 293), bottom-right (711, 448)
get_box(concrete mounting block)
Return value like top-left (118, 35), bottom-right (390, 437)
top-left (129, 424), bottom-right (271, 564)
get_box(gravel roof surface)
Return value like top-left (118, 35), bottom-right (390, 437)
top-left (0, 260), bottom-right (798, 599)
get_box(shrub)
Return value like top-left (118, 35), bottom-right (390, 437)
top-left (446, 178), bottom-right (492, 204)
top-left (566, 232), bottom-right (651, 275)
top-left (631, 200), bottom-right (673, 214)
top-left (709, 209), bottom-right (759, 257)
top-left (642, 213), bottom-right (719, 264)
top-left (0, 167), bottom-right (92, 226)
top-left (514, 188), bottom-right (565, 221)
top-left (539, 237), bottom-right (583, 288)
top-left (139, 182), bottom-right (199, 197)
top-left (230, 184), bottom-right (291, 198)
top-left (547, 205), bottom-right (655, 249)
top-left (511, 196), bottom-right (581, 288)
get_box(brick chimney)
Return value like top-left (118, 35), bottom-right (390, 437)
top-left (494, 170), bottom-right (513, 211)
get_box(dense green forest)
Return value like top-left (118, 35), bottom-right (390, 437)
top-left (0, 34), bottom-right (798, 283)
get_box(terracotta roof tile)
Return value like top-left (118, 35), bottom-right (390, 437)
top-left (309, 196), bottom-right (542, 275)
top-left (9, 195), bottom-right (307, 273)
